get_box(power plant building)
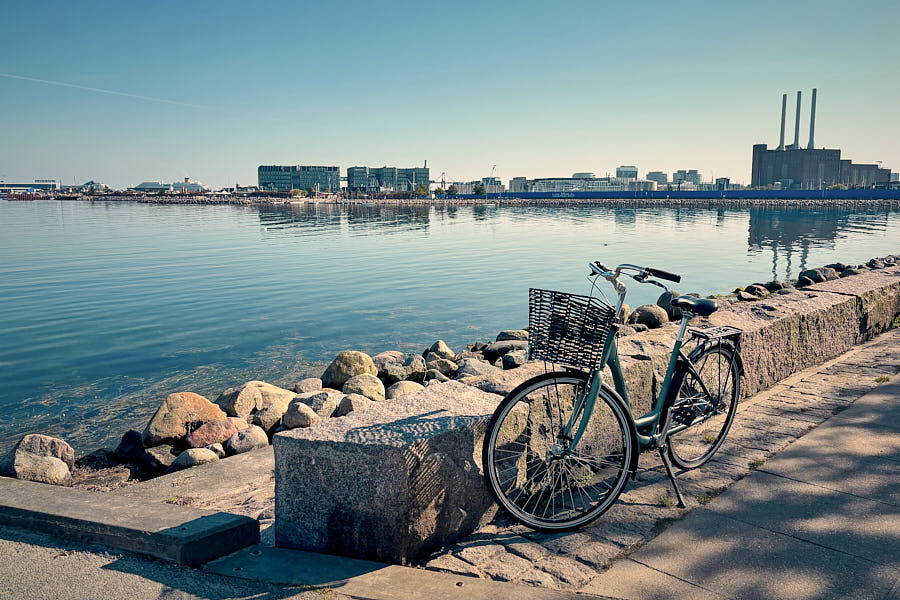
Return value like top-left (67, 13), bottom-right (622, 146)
top-left (751, 89), bottom-right (891, 189)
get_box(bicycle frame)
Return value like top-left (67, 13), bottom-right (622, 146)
top-left (561, 312), bottom-right (723, 453)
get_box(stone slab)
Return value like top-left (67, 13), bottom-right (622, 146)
top-left (0, 476), bottom-right (259, 565)
top-left (274, 381), bottom-right (504, 563)
top-left (110, 446), bottom-right (273, 506)
top-left (204, 545), bottom-right (602, 599)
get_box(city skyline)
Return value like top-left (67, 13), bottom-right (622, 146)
top-left (1, 1), bottom-right (898, 189)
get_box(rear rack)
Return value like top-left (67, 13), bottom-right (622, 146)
top-left (688, 325), bottom-right (743, 340)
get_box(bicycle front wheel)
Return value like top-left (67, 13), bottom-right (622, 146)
top-left (483, 372), bottom-right (636, 531)
top-left (667, 342), bottom-right (740, 469)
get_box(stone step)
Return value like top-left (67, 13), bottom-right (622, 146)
top-left (0, 476), bottom-right (259, 565)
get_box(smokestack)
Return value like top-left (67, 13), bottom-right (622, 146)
top-left (791, 90), bottom-right (801, 149)
top-left (777, 93), bottom-right (787, 150)
top-left (807, 88), bottom-right (817, 150)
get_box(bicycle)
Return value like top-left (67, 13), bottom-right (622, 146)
top-left (482, 261), bottom-right (743, 531)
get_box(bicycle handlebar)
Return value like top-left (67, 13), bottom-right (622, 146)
top-left (645, 267), bottom-right (681, 283)
top-left (589, 261), bottom-right (682, 284)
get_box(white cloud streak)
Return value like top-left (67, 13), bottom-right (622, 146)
top-left (0, 72), bottom-right (216, 110)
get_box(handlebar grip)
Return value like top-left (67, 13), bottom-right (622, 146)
top-left (645, 267), bottom-right (681, 283)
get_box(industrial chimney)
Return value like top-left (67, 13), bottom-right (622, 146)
top-left (807, 88), bottom-right (817, 150)
top-left (777, 93), bottom-right (787, 151)
top-left (790, 91), bottom-right (801, 150)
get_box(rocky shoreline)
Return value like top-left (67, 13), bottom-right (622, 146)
top-left (1, 253), bottom-right (897, 491)
top-left (41, 193), bottom-right (900, 209)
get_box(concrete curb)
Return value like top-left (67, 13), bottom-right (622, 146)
top-left (0, 477), bottom-right (259, 565)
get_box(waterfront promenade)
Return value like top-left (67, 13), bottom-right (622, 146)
top-left (1, 327), bottom-right (897, 599)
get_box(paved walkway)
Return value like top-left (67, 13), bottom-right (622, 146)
top-left (425, 328), bottom-right (900, 595)
top-left (581, 379), bottom-right (900, 600)
top-left (0, 329), bottom-right (897, 599)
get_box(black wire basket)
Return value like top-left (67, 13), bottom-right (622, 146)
top-left (528, 288), bottom-right (617, 370)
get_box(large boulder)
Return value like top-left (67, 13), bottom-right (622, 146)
top-left (217, 381), bottom-right (295, 420)
top-left (386, 380), bottom-right (425, 400)
top-left (425, 358), bottom-right (458, 377)
top-left (333, 393), bottom-right (375, 417)
top-left (282, 401), bottom-right (320, 429)
top-left (214, 384), bottom-right (262, 420)
top-left (743, 284), bottom-right (770, 297)
top-left (168, 448), bottom-right (219, 473)
top-left (424, 340), bottom-right (455, 361)
top-left (321, 351), bottom-right (378, 389)
top-left (381, 354), bottom-right (427, 385)
top-left (295, 390), bottom-right (344, 419)
top-left (481, 340), bottom-right (529, 363)
top-left (226, 425), bottom-right (269, 455)
top-left (501, 350), bottom-right (527, 370)
top-left (144, 444), bottom-right (179, 472)
top-left (12, 453), bottom-right (72, 486)
top-left (799, 267), bottom-right (839, 284)
top-left (455, 357), bottom-right (502, 379)
top-left (372, 350), bottom-right (404, 374)
top-left (425, 369), bottom-right (450, 382)
top-left (496, 330), bottom-right (528, 342)
top-left (252, 406), bottom-right (285, 433)
top-left (3, 434), bottom-right (75, 472)
top-left (628, 304), bottom-right (669, 329)
top-left (292, 378), bottom-right (323, 394)
top-left (656, 290), bottom-right (683, 320)
top-left (142, 392), bottom-right (226, 447)
top-left (342, 373), bottom-right (385, 402)
top-left (185, 419), bottom-right (240, 449)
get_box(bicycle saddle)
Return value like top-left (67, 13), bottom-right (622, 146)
top-left (671, 296), bottom-right (718, 317)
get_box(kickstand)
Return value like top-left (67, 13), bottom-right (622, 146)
top-left (658, 447), bottom-right (686, 508)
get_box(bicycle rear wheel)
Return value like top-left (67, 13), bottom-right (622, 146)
top-left (667, 342), bottom-right (740, 469)
top-left (483, 371), bottom-right (636, 531)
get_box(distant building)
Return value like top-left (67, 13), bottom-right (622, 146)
top-left (449, 179), bottom-right (505, 194)
top-left (258, 165), bottom-right (340, 192)
top-left (80, 180), bottom-right (110, 193)
top-left (506, 175), bottom-right (656, 193)
top-left (129, 178), bottom-right (208, 193)
top-left (673, 169), bottom-right (702, 185)
top-left (346, 166), bottom-right (429, 193)
top-left (645, 171), bottom-right (668, 185)
top-left (171, 178), bottom-right (208, 193)
top-left (0, 179), bottom-right (60, 193)
top-left (891, 172), bottom-right (899, 182)
top-left (616, 165), bottom-right (638, 179)
top-left (131, 181), bottom-right (172, 192)
top-left (509, 177), bottom-right (529, 193)
top-left (715, 177), bottom-right (730, 191)
top-left (572, 172), bottom-right (595, 179)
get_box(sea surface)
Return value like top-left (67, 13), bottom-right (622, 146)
top-left (1, 199), bottom-right (898, 453)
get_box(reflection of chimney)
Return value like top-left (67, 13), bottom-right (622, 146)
top-left (807, 88), bottom-right (817, 150)
top-left (777, 94), bottom-right (787, 150)
top-left (791, 91), bottom-right (801, 149)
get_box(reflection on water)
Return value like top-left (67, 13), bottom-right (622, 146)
top-left (747, 208), bottom-right (892, 279)
top-left (0, 200), bottom-right (897, 453)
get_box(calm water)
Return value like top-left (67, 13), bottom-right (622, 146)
top-left (1, 199), bottom-right (898, 453)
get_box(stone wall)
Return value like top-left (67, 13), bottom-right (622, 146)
top-left (273, 266), bottom-right (900, 564)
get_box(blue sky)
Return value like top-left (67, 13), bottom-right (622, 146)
top-left (1, 0), bottom-right (898, 189)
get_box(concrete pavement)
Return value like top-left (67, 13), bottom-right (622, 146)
top-left (581, 380), bottom-right (900, 600)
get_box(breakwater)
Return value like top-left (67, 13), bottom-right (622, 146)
top-left (32, 188), bottom-right (900, 208)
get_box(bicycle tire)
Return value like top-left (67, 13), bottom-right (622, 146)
top-left (667, 342), bottom-right (740, 469)
top-left (482, 371), bottom-right (637, 531)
